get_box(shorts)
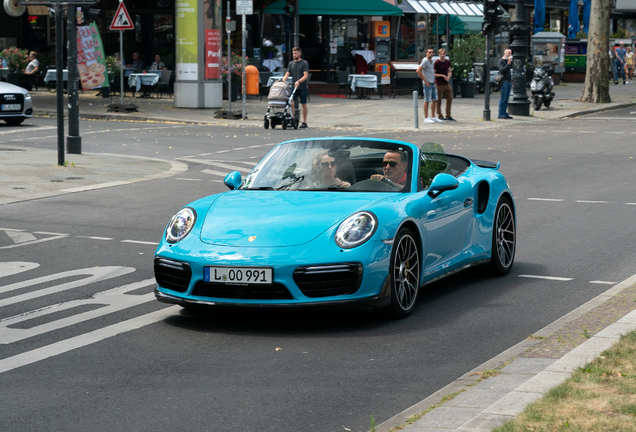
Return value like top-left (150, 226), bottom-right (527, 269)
top-left (423, 83), bottom-right (438, 102)
top-left (294, 88), bottom-right (308, 104)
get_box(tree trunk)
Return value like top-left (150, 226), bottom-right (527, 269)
top-left (576, 0), bottom-right (612, 103)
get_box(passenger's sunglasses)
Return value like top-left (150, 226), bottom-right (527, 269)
top-left (321, 161), bottom-right (337, 168)
top-left (382, 161), bottom-right (399, 168)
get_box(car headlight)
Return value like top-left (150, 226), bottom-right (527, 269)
top-left (25, 92), bottom-right (32, 100)
top-left (335, 211), bottom-right (378, 249)
top-left (166, 207), bottom-right (196, 243)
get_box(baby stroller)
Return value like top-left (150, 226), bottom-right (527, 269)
top-left (264, 80), bottom-right (299, 130)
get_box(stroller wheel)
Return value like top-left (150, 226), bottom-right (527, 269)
top-left (264, 119), bottom-right (269, 129)
top-left (293, 118), bottom-right (299, 129)
top-left (282, 119), bottom-right (288, 129)
top-left (271, 123), bottom-right (276, 129)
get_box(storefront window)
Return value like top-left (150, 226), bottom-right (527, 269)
top-left (398, 14), bottom-right (416, 60)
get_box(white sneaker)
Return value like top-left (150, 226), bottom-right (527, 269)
top-left (424, 117), bottom-right (435, 124)
top-left (431, 117), bottom-right (443, 123)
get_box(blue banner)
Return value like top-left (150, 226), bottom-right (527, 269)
top-left (534, 0), bottom-right (545, 34)
top-left (568, 0), bottom-right (579, 38)
top-left (583, 0), bottom-right (591, 34)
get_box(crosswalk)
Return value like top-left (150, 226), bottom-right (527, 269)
top-left (0, 262), bottom-right (175, 374)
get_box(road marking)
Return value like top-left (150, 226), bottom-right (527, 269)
top-left (4, 231), bottom-right (36, 244)
top-left (604, 131), bottom-right (624, 134)
top-left (0, 278), bottom-right (156, 344)
top-left (627, 203), bottom-right (636, 206)
top-left (590, 280), bottom-right (618, 285)
top-left (0, 126), bottom-right (56, 135)
top-left (215, 149), bottom-right (231, 153)
top-left (202, 168), bottom-right (232, 177)
top-left (0, 306), bottom-right (178, 374)
top-left (120, 240), bottom-right (159, 245)
top-left (175, 178), bottom-right (203, 181)
top-left (518, 275), bottom-right (573, 281)
top-left (575, 200), bottom-right (609, 204)
top-left (32, 231), bottom-right (68, 236)
top-left (527, 198), bottom-right (563, 202)
top-left (76, 236), bottom-right (113, 240)
top-left (0, 229), bottom-right (68, 250)
top-left (0, 266), bottom-right (135, 308)
top-left (201, 161), bottom-right (252, 173)
top-left (578, 131), bottom-right (598, 133)
top-left (0, 262), bottom-right (40, 278)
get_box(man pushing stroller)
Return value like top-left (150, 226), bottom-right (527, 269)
top-left (282, 47), bottom-right (309, 128)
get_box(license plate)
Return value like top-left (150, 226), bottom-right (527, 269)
top-left (1, 104), bottom-right (21, 111)
top-left (204, 266), bottom-right (273, 285)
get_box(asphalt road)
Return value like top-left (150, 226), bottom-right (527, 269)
top-left (1, 114), bottom-right (635, 432)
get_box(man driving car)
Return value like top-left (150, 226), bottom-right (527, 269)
top-left (371, 150), bottom-right (408, 185)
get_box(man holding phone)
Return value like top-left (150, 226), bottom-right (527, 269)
top-left (498, 49), bottom-right (513, 119)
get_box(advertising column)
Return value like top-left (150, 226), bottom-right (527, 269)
top-left (175, 0), bottom-right (222, 108)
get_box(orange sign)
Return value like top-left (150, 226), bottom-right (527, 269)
top-left (374, 21), bottom-right (390, 38)
top-left (376, 63), bottom-right (390, 85)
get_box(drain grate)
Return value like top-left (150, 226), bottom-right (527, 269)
top-left (50, 180), bottom-right (63, 183)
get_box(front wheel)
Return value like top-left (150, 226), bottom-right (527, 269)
top-left (533, 96), bottom-right (542, 111)
top-left (489, 197), bottom-right (516, 275)
top-left (544, 99), bottom-right (551, 108)
top-left (264, 119), bottom-right (269, 129)
top-left (282, 119), bottom-right (287, 129)
top-left (388, 227), bottom-right (420, 318)
top-left (293, 118), bottom-right (299, 129)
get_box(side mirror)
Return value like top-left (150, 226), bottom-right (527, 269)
top-left (427, 173), bottom-right (459, 198)
top-left (223, 171), bottom-right (242, 190)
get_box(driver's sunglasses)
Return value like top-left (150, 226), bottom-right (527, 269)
top-left (382, 161), bottom-right (399, 168)
top-left (321, 161), bottom-right (337, 168)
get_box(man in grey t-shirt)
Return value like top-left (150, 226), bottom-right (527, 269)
top-left (282, 47), bottom-right (310, 128)
top-left (416, 48), bottom-right (441, 123)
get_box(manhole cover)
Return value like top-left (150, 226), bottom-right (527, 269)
top-left (0, 148), bottom-right (26, 152)
top-left (333, 124), bottom-right (363, 128)
top-left (65, 177), bottom-right (84, 180)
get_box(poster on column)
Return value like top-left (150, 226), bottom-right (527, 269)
top-left (77, 23), bottom-right (110, 90)
top-left (176, 0), bottom-right (198, 80)
top-left (205, 29), bottom-right (221, 79)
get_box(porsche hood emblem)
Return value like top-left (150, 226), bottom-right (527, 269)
top-left (248, 236), bottom-right (257, 242)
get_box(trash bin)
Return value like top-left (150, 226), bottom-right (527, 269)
top-left (245, 65), bottom-right (259, 96)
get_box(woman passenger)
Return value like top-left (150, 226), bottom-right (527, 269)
top-left (310, 150), bottom-right (351, 188)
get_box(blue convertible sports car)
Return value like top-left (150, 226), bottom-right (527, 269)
top-left (154, 138), bottom-right (516, 318)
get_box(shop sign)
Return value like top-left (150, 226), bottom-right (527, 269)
top-left (376, 63), bottom-right (390, 85)
top-left (77, 23), bottom-right (110, 90)
top-left (176, 0), bottom-right (198, 80)
top-left (205, 29), bottom-right (221, 79)
top-left (374, 21), bottom-right (390, 38)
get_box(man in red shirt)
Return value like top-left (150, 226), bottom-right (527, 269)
top-left (434, 48), bottom-right (455, 121)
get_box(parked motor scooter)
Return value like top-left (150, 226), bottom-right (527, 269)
top-left (530, 65), bottom-right (555, 111)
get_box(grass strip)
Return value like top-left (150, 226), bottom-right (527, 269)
top-left (494, 331), bottom-right (636, 432)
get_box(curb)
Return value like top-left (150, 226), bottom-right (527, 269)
top-left (375, 273), bottom-right (636, 432)
top-left (558, 101), bottom-right (636, 118)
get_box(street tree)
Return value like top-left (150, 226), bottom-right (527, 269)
top-left (576, 0), bottom-right (612, 103)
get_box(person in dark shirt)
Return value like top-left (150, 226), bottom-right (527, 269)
top-left (614, 42), bottom-right (627, 85)
top-left (282, 47), bottom-right (309, 128)
top-left (434, 48), bottom-right (454, 121)
top-left (129, 52), bottom-right (144, 70)
top-left (498, 49), bottom-right (513, 119)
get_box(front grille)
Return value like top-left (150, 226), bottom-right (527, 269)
top-left (293, 263), bottom-right (363, 298)
top-left (192, 281), bottom-right (293, 300)
top-left (154, 257), bottom-right (192, 293)
top-left (1, 94), bottom-right (24, 112)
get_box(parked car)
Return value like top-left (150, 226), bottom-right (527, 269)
top-left (0, 81), bottom-right (33, 125)
top-left (154, 138), bottom-right (516, 318)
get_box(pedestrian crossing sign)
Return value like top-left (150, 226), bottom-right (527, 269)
top-left (109, 2), bottom-right (134, 31)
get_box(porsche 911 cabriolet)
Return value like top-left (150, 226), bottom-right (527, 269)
top-left (154, 138), bottom-right (516, 318)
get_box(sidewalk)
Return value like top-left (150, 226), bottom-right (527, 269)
top-left (28, 82), bottom-right (636, 131)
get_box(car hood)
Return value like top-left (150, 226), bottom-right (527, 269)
top-left (199, 191), bottom-right (385, 247)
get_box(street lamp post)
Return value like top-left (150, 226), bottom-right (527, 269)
top-left (507, 0), bottom-right (531, 116)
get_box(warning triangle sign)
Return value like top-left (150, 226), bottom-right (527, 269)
top-left (110, 2), bottom-right (135, 31)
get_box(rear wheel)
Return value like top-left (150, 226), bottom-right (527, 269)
top-left (389, 227), bottom-right (420, 318)
top-left (264, 119), bottom-right (269, 129)
top-left (533, 97), bottom-right (542, 111)
top-left (4, 118), bottom-right (25, 126)
top-left (282, 119), bottom-right (287, 129)
top-left (489, 197), bottom-right (516, 275)
top-left (293, 118), bottom-right (299, 129)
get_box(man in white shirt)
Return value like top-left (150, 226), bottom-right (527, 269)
top-left (416, 48), bottom-right (442, 123)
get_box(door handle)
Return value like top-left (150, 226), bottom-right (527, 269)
top-left (463, 198), bottom-right (473, 208)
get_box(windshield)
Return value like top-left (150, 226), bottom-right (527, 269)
top-left (240, 140), bottom-right (413, 192)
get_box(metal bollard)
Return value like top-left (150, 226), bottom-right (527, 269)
top-left (413, 91), bottom-right (419, 129)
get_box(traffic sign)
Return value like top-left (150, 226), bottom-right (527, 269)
top-left (237, 0), bottom-right (252, 15)
top-left (109, 1), bottom-right (134, 31)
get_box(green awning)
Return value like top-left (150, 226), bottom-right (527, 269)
top-left (431, 15), bottom-right (483, 35)
top-left (264, 0), bottom-right (403, 16)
